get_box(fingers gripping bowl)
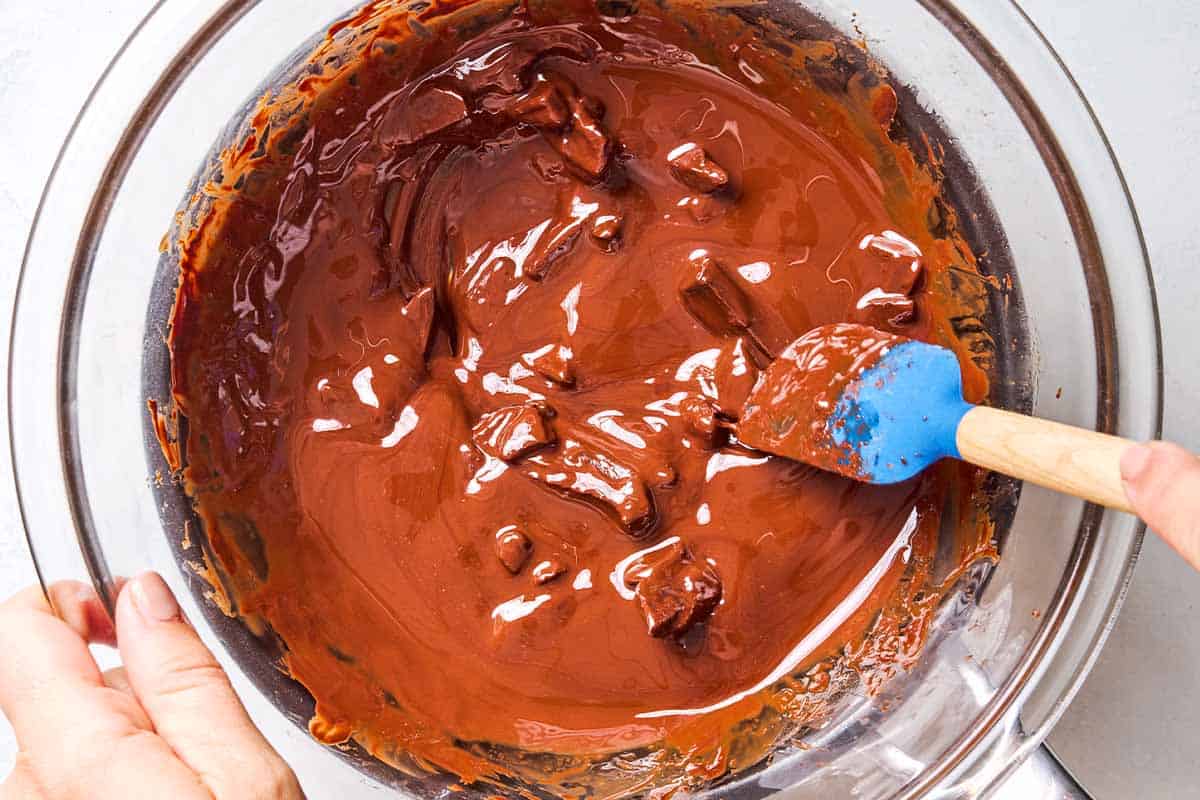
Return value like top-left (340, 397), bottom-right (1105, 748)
top-left (10, 0), bottom-right (1158, 798)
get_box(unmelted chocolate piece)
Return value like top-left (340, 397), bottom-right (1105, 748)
top-left (627, 542), bottom-right (722, 638)
top-left (679, 394), bottom-right (720, 446)
top-left (675, 337), bottom-right (760, 421)
top-left (524, 223), bottom-right (583, 281)
top-left (679, 253), bottom-right (753, 335)
top-left (505, 74), bottom-right (570, 129)
top-left (531, 558), bottom-right (567, 585)
top-left (381, 86), bottom-right (468, 147)
top-left (855, 289), bottom-right (916, 326)
top-left (859, 232), bottom-right (924, 295)
top-left (850, 232), bottom-right (924, 327)
top-left (589, 213), bottom-right (622, 248)
top-left (483, 70), bottom-right (611, 178)
top-left (472, 403), bottom-right (555, 462)
top-left (494, 525), bottom-right (533, 573)
top-left (556, 94), bottom-right (611, 178)
top-left (520, 438), bottom-right (656, 536)
top-left (679, 194), bottom-right (726, 224)
top-left (522, 343), bottom-right (574, 385)
top-left (712, 337), bottom-right (760, 417)
top-left (668, 143), bottom-right (729, 193)
top-left (452, 42), bottom-right (538, 95)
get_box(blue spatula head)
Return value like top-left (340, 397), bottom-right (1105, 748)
top-left (737, 323), bottom-right (972, 483)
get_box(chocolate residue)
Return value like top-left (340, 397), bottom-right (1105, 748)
top-left (163, 0), bottom-right (998, 795)
top-left (738, 323), bottom-right (904, 478)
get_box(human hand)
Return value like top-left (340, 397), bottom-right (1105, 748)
top-left (1122, 441), bottom-right (1200, 570)
top-left (0, 572), bottom-right (303, 799)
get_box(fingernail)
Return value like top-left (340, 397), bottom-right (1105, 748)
top-left (1121, 443), bottom-right (1154, 483)
top-left (130, 572), bottom-right (180, 623)
top-left (74, 583), bottom-right (97, 604)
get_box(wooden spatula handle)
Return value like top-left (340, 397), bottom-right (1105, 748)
top-left (956, 406), bottom-right (1135, 513)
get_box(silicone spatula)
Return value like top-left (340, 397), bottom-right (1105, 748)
top-left (736, 323), bottom-right (1136, 511)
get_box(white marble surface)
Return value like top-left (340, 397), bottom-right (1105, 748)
top-left (0, 2), bottom-right (1196, 796)
top-left (1016, 5), bottom-right (1200, 798)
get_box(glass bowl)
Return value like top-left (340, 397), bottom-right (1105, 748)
top-left (9, 0), bottom-right (1159, 797)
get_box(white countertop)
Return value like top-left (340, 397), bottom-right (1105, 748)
top-left (1, 2), bottom-right (1196, 796)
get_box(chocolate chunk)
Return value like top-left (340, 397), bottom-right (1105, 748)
top-left (857, 231), bottom-right (924, 296)
top-left (486, 71), bottom-right (612, 179)
top-left (679, 394), bottom-right (720, 445)
top-left (494, 525), bottom-right (533, 573)
top-left (556, 95), bottom-right (611, 178)
top-left (679, 252), bottom-right (753, 335)
top-left (520, 438), bottom-right (656, 536)
top-left (589, 213), bottom-right (623, 248)
top-left (679, 194), bottom-right (726, 224)
top-left (472, 403), bottom-right (555, 462)
top-left (627, 542), bottom-right (722, 638)
top-left (674, 336), bottom-right (760, 421)
top-left (712, 337), bottom-right (760, 418)
top-left (522, 343), bottom-right (574, 386)
top-left (850, 234), bottom-right (922, 329)
top-left (524, 224), bottom-right (583, 281)
top-left (453, 42), bottom-right (537, 95)
top-left (668, 143), bottom-right (729, 193)
top-left (531, 558), bottom-right (566, 585)
top-left (508, 75), bottom-right (570, 129)
top-left (381, 86), bottom-right (468, 147)
top-left (505, 182), bottom-right (598, 282)
top-left (480, 72), bottom-right (573, 131)
top-left (855, 289), bottom-right (916, 327)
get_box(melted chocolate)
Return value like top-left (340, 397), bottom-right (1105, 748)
top-left (166, 1), bottom-right (993, 793)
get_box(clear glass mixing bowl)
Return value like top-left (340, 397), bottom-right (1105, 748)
top-left (9, 0), bottom-right (1159, 797)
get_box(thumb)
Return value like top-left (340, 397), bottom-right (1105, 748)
top-left (1121, 442), bottom-right (1200, 570)
top-left (115, 572), bottom-right (303, 799)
